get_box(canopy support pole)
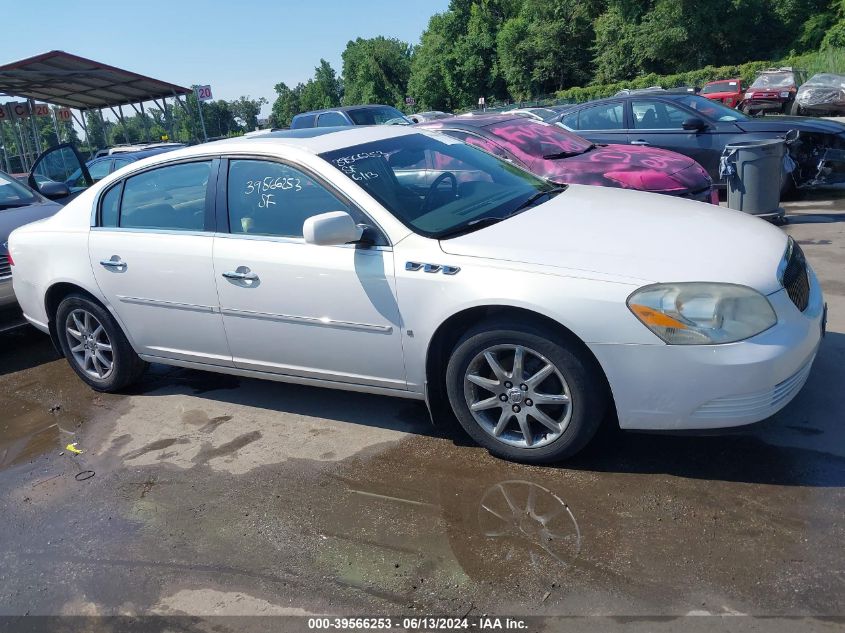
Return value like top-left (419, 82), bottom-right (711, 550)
top-left (72, 109), bottom-right (93, 158)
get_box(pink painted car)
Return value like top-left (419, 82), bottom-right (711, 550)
top-left (417, 115), bottom-right (717, 204)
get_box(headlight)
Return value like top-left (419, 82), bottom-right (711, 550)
top-left (745, 92), bottom-right (755, 99)
top-left (627, 283), bottom-right (777, 344)
top-left (780, 91), bottom-right (790, 98)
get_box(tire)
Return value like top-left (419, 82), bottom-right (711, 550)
top-left (55, 294), bottom-right (146, 392)
top-left (741, 104), bottom-right (753, 116)
top-left (789, 100), bottom-right (801, 116)
top-left (445, 320), bottom-right (608, 463)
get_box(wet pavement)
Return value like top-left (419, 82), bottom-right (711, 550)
top-left (1, 192), bottom-right (844, 628)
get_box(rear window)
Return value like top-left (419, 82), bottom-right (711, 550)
top-left (485, 120), bottom-right (593, 160)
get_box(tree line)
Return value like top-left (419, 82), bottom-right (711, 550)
top-left (270, 0), bottom-right (845, 125)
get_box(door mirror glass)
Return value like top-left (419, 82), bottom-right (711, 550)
top-left (29, 143), bottom-right (92, 199)
top-left (682, 117), bottom-right (707, 130)
top-left (38, 181), bottom-right (71, 200)
top-left (303, 211), bottom-right (363, 246)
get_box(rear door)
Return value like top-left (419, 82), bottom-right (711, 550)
top-left (89, 158), bottom-right (233, 366)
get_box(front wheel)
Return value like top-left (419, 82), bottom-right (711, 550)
top-left (445, 322), bottom-right (608, 463)
top-left (788, 101), bottom-right (802, 116)
top-left (56, 294), bottom-right (146, 392)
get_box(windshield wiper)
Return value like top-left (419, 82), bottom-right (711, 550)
top-left (543, 145), bottom-right (596, 159)
top-left (436, 215), bottom-right (509, 239)
top-left (0, 202), bottom-right (29, 210)
top-left (511, 186), bottom-right (567, 213)
top-left (435, 187), bottom-right (566, 240)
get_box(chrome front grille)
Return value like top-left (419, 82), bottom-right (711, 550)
top-left (781, 240), bottom-right (810, 312)
top-left (0, 256), bottom-right (10, 279)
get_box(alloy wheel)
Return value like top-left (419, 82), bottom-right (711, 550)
top-left (65, 309), bottom-right (114, 380)
top-left (463, 344), bottom-right (572, 449)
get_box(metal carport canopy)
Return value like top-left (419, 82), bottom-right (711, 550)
top-left (0, 49), bottom-right (191, 109)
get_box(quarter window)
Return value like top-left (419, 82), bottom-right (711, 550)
top-left (119, 161), bottom-right (211, 231)
top-left (87, 160), bottom-right (112, 183)
top-left (100, 183), bottom-right (122, 228)
top-left (227, 159), bottom-right (355, 238)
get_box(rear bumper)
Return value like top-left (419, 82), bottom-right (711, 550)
top-left (590, 270), bottom-right (825, 430)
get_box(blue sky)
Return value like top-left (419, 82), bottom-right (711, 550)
top-left (2, 0), bottom-right (449, 115)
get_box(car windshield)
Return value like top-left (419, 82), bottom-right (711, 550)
top-left (751, 72), bottom-right (795, 89)
top-left (0, 171), bottom-right (38, 209)
top-left (347, 106), bottom-right (411, 125)
top-left (487, 119), bottom-right (594, 158)
top-left (674, 94), bottom-right (748, 122)
top-left (701, 81), bottom-right (739, 94)
top-left (319, 131), bottom-right (559, 238)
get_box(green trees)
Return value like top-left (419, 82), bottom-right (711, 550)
top-left (342, 37), bottom-right (411, 108)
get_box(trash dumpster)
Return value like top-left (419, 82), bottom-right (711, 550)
top-left (719, 138), bottom-right (786, 219)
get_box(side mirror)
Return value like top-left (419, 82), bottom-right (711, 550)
top-left (303, 211), bottom-right (364, 246)
top-left (38, 181), bottom-right (71, 200)
top-left (682, 117), bottom-right (707, 131)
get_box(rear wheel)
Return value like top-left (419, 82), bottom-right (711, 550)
top-left (445, 321), bottom-right (608, 463)
top-left (56, 294), bottom-right (146, 392)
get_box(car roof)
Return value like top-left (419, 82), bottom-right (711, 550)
top-left (142, 125), bottom-right (423, 161)
top-left (567, 92), bottom-right (697, 109)
top-left (420, 114), bottom-right (527, 130)
top-left (293, 104), bottom-right (399, 118)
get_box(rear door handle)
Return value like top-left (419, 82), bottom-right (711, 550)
top-left (222, 267), bottom-right (259, 282)
top-left (631, 140), bottom-right (650, 146)
top-left (100, 257), bottom-right (126, 270)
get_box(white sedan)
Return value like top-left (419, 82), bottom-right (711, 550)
top-left (9, 127), bottom-right (825, 462)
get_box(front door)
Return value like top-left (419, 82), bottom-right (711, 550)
top-left (213, 157), bottom-right (407, 390)
top-left (89, 159), bottom-right (233, 366)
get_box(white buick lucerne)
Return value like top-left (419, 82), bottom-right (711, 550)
top-left (9, 128), bottom-right (825, 462)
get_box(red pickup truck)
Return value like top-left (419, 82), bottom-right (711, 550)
top-left (700, 79), bottom-right (746, 108)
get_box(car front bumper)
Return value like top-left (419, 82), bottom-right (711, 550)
top-left (590, 269), bottom-right (825, 430)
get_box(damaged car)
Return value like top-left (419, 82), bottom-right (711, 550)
top-left (558, 92), bottom-right (845, 191)
top-left (416, 114), bottom-right (716, 203)
top-left (742, 68), bottom-right (806, 115)
top-left (794, 73), bottom-right (845, 116)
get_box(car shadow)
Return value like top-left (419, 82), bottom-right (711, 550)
top-left (0, 325), bottom-right (60, 376)
top-left (126, 363), bottom-right (451, 440)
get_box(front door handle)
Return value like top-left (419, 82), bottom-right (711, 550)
top-left (222, 267), bottom-right (259, 282)
top-left (630, 140), bottom-right (650, 146)
top-left (100, 256), bottom-right (126, 271)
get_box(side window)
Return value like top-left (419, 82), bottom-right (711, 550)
top-left (317, 112), bottom-right (350, 127)
top-left (632, 100), bottom-right (690, 129)
top-left (120, 161), bottom-right (211, 231)
top-left (577, 103), bottom-right (624, 130)
top-left (227, 159), bottom-right (355, 238)
top-left (560, 111), bottom-right (579, 130)
top-left (112, 157), bottom-right (132, 171)
top-left (99, 183), bottom-right (122, 227)
top-left (87, 160), bottom-right (112, 183)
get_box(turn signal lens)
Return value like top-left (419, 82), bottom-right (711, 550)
top-left (628, 283), bottom-right (777, 345)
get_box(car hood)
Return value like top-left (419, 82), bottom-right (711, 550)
top-left (0, 200), bottom-right (63, 244)
top-left (538, 144), bottom-right (709, 193)
top-left (439, 184), bottom-right (787, 293)
top-left (735, 116), bottom-right (845, 135)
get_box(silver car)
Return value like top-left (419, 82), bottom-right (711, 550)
top-left (1, 170), bottom-right (62, 328)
